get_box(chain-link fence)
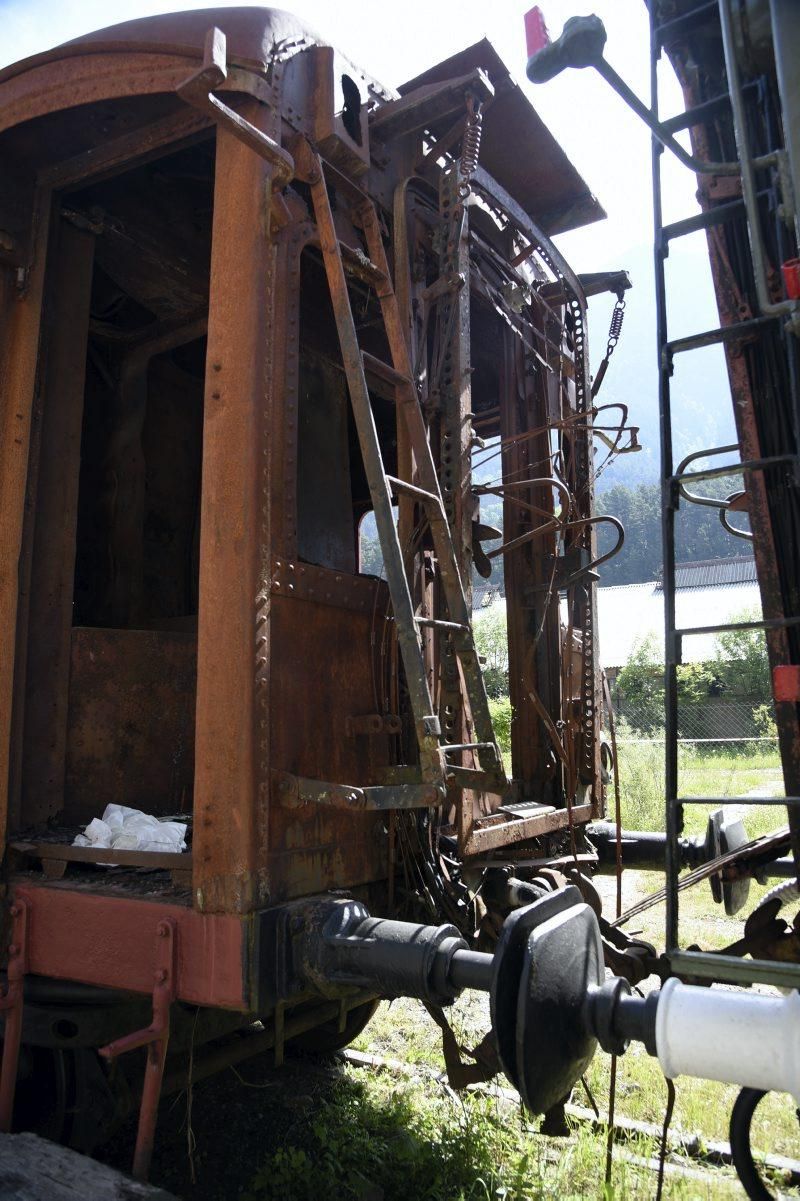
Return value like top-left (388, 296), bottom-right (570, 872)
top-left (607, 695), bottom-right (781, 831)
top-left (613, 697), bottom-right (777, 746)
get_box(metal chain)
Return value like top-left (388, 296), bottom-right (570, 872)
top-left (591, 293), bottom-right (626, 399)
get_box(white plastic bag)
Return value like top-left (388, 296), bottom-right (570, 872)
top-left (73, 804), bottom-right (187, 858)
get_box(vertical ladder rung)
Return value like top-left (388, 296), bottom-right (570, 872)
top-left (654, 0), bottom-right (718, 44)
top-left (359, 199), bottom-right (504, 785)
top-left (339, 241), bottom-right (387, 288)
top-left (386, 475), bottom-right (442, 507)
top-left (361, 351), bottom-right (414, 393)
top-left (664, 315), bottom-right (775, 360)
top-left (441, 742), bottom-right (496, 754)
top-left (661, 196), bottom-right (745, 243)
top-left (415, 617), bottom-right (470, 632)
top-left (296, 135), bottom-right (505, 790)
top-left (661, 92), bottom-right (731, 134)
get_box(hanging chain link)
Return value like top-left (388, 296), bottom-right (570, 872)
top-left (591, 292), bottom-right (626, 399)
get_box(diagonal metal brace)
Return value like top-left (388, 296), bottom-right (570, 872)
top-left (177, 26), bottom-right (294, 186)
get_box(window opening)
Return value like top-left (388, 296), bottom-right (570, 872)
top-left (296, 248), bottom-right (396, 574)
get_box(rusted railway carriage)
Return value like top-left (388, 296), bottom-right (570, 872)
top-left (0, 6), bottom-right (625, 1176)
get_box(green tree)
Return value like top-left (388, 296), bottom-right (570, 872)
top-left (616, 635), bottom-right (718, 735)
top-left (488, 695), bottom-right (513, 755)
top-left (472, 604), bottom-right (509, 697)
top-left (615, 634), bottom-right (664, 734)
top-left (713, 607), bottom-right (771, 703)
top-left (596, 476), bottom-right (752, 586)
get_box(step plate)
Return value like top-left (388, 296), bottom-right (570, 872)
top-left (497, 801), bottom-right (557, 819)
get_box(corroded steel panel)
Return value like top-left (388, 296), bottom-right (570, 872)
top-left (268, 591), bottom-right (390, 901)
top-left (64, 629), bottom-right (197, 825)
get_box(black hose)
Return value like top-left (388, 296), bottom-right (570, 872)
top-left (729, 1087), bottom-right (773, 1201)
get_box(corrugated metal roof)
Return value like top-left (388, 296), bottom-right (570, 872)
top-left (594, 579), bottom-right (762, 668)
top-left (655, 556), bottom-right (757, 591)
top-left (475, 558), bottom-right (763, 669)
top-left (474, 581), bottom-right (504, 609)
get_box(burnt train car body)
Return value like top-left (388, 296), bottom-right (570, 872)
top-left (0, 6), bottom-right (621, 1174)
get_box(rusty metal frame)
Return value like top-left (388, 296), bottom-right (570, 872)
top-left (0, 182), bottom-right (52, 856)
top-left (0, 26), bottom-right (616, 1172)
top-left (176, 27), bottom-right (294, 186)
top-left (0, 17), bottom-right (642, 1185)
top-left (274, 771), bottom-right (443, 811)
top-left (190, 88), bottom-right (280, 914)
top-left (0, 898), bottom-right (28, 1132)
top-left (8, 883), bottom-right (244, 1008)
top-left (0, 47), bottom-right (271, 141)
top-left (99, 918), bottom-right (177, 1180)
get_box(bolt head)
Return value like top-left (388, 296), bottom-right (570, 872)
top-left (155, 969), bottom-right (167, 983)
top-left (9, 906), bottom-right (20, 918)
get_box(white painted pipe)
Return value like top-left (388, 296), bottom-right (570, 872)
top-left (655, 978), bottom-right (800, 1102)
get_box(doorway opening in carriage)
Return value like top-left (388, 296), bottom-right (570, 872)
top-left (12, 132), bottom-right (215, 845)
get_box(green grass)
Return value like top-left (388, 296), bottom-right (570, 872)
top-left (338, 990), bottom-right (798, 1199)
top-left (242, 1045), bottom-right (727, 1200)
top-left (617, 740), bottom-right (783, 835)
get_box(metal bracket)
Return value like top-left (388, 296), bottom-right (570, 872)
top-left (177, 27), bottom-right (294, 186)
top-left (346, 713), bottom-right (402, 736)
top-left (274, 771), bottom-right (444, 811)
top-left (369, 68), bottom-right (494, 142)
top-left (0, 899), bottom-right (29, 1132)
top-left (99, 919), bottom-right (177, 1181)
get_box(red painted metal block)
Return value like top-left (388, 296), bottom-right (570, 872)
top-left (11, 884), bottom-right (247, 1010)
top-left (774, 665), bottom-right (800, 703)
top-left (524, 7), bottom-right (551, 58)
top-left (783, 258), bottom-right (800, 301)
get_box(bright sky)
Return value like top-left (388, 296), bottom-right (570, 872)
top-left (0, 0), bottom-right (731, 469)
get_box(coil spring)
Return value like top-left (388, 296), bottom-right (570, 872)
top-left (606, 297), bottom-right (626, 356)
top-left (460, 99), bottom-right (483, 186)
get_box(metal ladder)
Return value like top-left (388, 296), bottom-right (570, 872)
top-left (649, 0), bottom-right (800, 988)
top-left (292, 137), bottom-right (505, 793)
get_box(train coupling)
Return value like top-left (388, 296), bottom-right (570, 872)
top-left (275, 885), bottom-right (800, 1114)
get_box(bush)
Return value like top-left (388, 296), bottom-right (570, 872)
top-left (242, 1074), bottom-right (525, 1201)
top-left (753, 702), bottom-right (778, 740)
top-left (616, 611), bottom-right (772, 739)
top-left (488, 695), bottom-right (512, 755)
top-left (714, 607), bottom-right (772, 703)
